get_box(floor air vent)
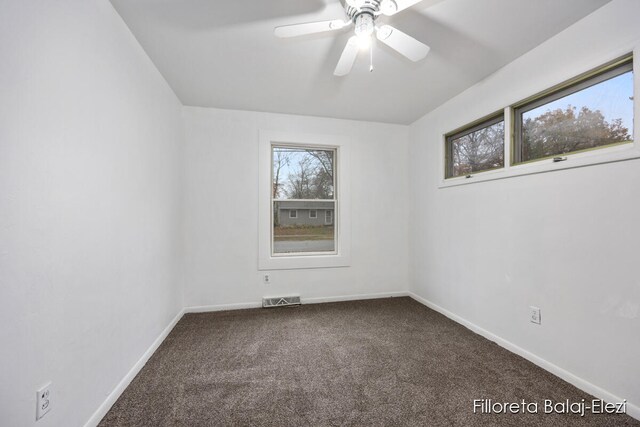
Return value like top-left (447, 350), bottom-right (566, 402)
top-left (263, 296), bottom-right (301, 308)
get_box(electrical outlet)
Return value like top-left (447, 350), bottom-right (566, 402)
top-left (36, 382), bottom-right (52, 420)
top-left (530, 306), bottom-right (541, 325)
top-left (263, 274), bottom-right (270, 284)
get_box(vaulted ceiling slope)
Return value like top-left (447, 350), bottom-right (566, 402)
top-left (111, 0), bottom-right (612, 125)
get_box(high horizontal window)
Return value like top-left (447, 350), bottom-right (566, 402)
top-left (514, 58), bottom-right (634, 164)
top-left (272, 145), bottom-right (336, 256)
top-left (445, 114), bottom-right (505, 178)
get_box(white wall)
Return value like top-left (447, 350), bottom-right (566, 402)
top-left (409, 0), bottom-right (640, 416)
top-left (183, 107), bottom-right (410, 308)
top-left (5, 0), bottom-right (637, 425)
top-left (0, 1), bottom-right (184, 426)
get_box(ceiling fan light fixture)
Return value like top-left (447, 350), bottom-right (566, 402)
top-left (357, 34), bottom-right (372, 50)
top-left (354, 13), bottom-right (374, 37)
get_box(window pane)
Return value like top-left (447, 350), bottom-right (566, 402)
top-left (273, 201), bottom-right (335, 254)
top-left (448, 120), bottom-right (504, 178)
top-left (272, 147), bottom-right (335, 200)
top-left (520, 69), bottom-right (633, 162)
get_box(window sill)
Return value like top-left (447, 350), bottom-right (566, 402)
top-left (258, 252), bottom-right (351, 271)
top-left (438, 142), bottom-right (640, 188)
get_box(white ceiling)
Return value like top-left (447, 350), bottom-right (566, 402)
top-left (110, 0), bottom-right (612, 125)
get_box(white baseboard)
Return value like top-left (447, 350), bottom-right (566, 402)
top-left (83, 308), bottom-right (185, 427)
top-left (407, 291), bottom-right (640, 421)
top-left (183, 291), bottom-right (409, 314)
top-left (301, 291), bottom-right (408, 305)
top-left (184, 301), bottom-right (262, 313)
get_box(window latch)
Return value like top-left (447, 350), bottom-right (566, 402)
top-left (553, 157), bottom-right (568, 163)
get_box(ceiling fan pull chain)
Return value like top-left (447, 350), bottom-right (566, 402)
top-left (369, 42), bottom-right (374, 72)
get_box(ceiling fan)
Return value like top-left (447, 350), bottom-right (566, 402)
top-left (274, 0), bottom-right (431, 76)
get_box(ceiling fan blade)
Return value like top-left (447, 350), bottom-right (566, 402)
top-left (334, 36), bottom-right (360, 77)
top-left (274, 20), bottom-right (350, 38)
top-left (376, 25), bottom-right (430, 62)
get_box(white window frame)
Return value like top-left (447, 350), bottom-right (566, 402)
top-left (289, 210), bottom-right (297, 219)
top-left (309, 210), bottom-right (317, 219)
top-left (271, 145), bottom-right (337, 258)
top-left (259, 131), bottom-right (351, 270)
top-left (438, 49), bottom-right (639, 188)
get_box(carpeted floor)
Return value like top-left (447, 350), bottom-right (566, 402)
top-left (99, 297), bottom-right (638, 426)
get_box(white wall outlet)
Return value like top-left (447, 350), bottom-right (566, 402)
top-left (36, 382), bottom-right (52, 420)
top-left (530, 306), bottom-right (541, 325)
top-left (263, 274), bottom-right (270, 284)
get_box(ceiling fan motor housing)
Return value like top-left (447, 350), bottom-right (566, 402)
top-left (346, 0), bottom-right (382, 20)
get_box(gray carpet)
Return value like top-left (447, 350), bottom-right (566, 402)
top-left (99, 297), bottom-right (638, 426)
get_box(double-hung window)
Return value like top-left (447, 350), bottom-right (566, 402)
top-left (259, 131), bottom-right (350, 270)
top-left (271, 145), bottom-right (337, 256)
